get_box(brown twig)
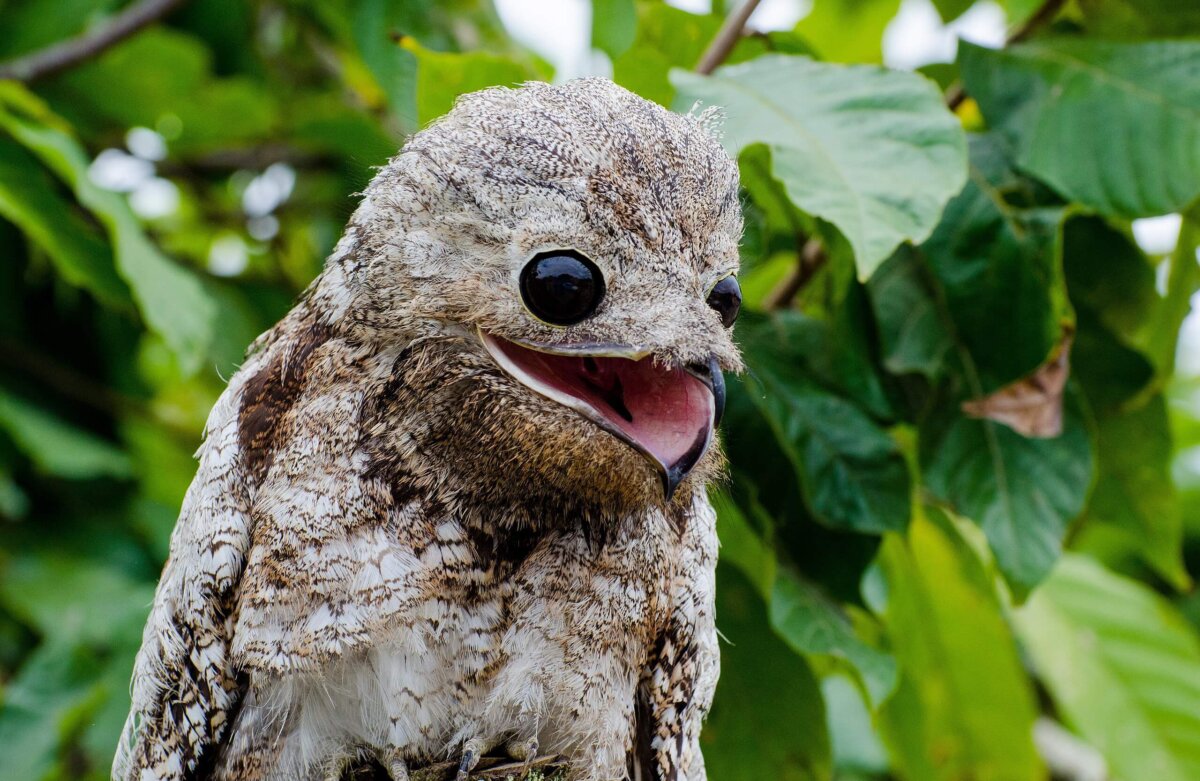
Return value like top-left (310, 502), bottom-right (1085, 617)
top-left (945, 0), bottom-right (1066, 110)
top-left (695, 0), bottom-right (763, 75)
top-left (762, 237), bottom-right (828, 310)
top-left (0, 0), bottom-right (187, 83)
top-left (1007, 0), bottom-right (1068, 44)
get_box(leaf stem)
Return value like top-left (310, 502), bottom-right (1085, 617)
top-left (695, 0), bottom-right (763, 75)
top-left (0, 0), bottom-right (187, 83)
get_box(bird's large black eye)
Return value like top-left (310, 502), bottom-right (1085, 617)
top-left (519, 251), bottom-right (605, 326)
top-left (707, 275), bottom-right (741, 328)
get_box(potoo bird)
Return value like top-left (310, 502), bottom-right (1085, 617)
top-left (115, 79), bottom-right (743, 781)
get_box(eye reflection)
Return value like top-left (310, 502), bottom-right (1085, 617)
top-left (519, 251), bottom-right (606, 326)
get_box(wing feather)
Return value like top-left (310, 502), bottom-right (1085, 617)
top-left (114, 364), bottom-right (259, 781)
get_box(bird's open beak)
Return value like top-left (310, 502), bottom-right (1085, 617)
top-left (480, 330), bottom-right (724, 500)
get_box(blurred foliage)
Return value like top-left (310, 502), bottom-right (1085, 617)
top-left (0, 1), bottom-right (1199, 780)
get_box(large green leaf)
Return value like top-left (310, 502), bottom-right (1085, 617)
top-left (611, 5), bottom-right (767, 107)
top-left (401, 39), bottom-right (549, 126)
top-left (46, 29), bottom-right (277, 155)
top-left (1016, 554), bottom-right (1200, 781)
top-left (704, 566), bottom-right (831, 781)
top-left (0, 137), bottom-right (128, 308)
top-left (0, 640), bottom-right (107, 781)
top-left (671, 55), bottom-right (967, 278)
top-left (0, 83), bottom-right (216, 374)
top-left (921, 133), bottom-right (1069, 392)
top-left (794, 0), bottom-right (902, 63)
top-left (960, 39), bottom-right (1200, 217)
top-left (877, 509), bottom-right (1043, 781)
top-left (1062, 217), bottom-right (1156, 352)
top-left (1078, 0), bottom-right (1200, 39)
top-left (714, 489), bottom-right (896, 706)
top-left (1063, 216), bottom-right (1186, 587)
top-left (723, 382), bottom-right (885, 604)
top-left (1082, 396), bottom-right (1187, 588)
top-left (0, 551), bottom-right (153, 645)
top-left (0, 388), bottom-right (131, 480)
top-left (770, 568), bottom-right (897, 706)
top-left (739, 313), bottom-right (912, 534)
top-left (349, 0), bottom-right (448, 132)
top-left (867, 247), bottom-right (953, 381)
top-left (920, 399), bottom-right (1094, 592)
top-left (712, 490), bottom-right (777, 598)
top-left (591, 0), bottom-right (636, 58)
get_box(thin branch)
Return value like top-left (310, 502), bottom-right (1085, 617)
top-left (0, 0), bottom-right (187, 83)
top-left (695, 0), bottom-right (764, 75)
top-left (1007, 0), bottom-right (1068, 45)
top-left (944, 0), bottom-right (1066, 110)
top-left (763, 237), bottom-right (827, 311)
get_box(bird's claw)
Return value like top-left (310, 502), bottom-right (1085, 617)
top-left (504, 737), bottom-right (539, 775)
top-left (455, 738), bottom-right (485, 781)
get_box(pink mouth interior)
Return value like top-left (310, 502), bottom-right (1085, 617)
top-left (483, 334), bottom-right (714, 477)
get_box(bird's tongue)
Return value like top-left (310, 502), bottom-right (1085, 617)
top-left (483, 334), bottom-right (714, 491)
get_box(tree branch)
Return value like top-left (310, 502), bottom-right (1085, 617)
top-left (762, 237), bottom-right (828, 311)
top-left (695, 0), bottom-right (763, 75)
top-left (945, 0), bottom-right (1066, 110)
top-left (0, 0), bottom-right (187, 83)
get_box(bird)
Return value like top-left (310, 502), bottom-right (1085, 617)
top-left (114, 78), bottom-right (744, 781)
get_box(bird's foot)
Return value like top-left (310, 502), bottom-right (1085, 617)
top-left (504, 736), bottom-right (539, 776)
top-left (380, 747), bottom-right (410, 781)
top-left (455, 738), bottom-right (487, 781)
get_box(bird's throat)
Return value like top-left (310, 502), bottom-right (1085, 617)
top-left (481, 331), bottom-right (715, 499)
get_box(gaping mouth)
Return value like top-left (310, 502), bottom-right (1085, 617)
top-left (480, 331), bottom-right (723, 500)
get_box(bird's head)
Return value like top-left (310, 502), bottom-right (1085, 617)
top-left (322, 79), bottom-right (742, 513)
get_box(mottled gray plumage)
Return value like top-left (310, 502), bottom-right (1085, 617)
top-left (116, 79), bottom-right (742, 781)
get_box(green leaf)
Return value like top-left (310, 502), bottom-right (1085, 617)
top-left (0, 138), bottom-right (128, 308)
top-left (920, 398), bottom-right (1093, 592)
top-left (867, 247), bottom-right (953, 380)
top-left (612, 5), bottom-right (767, 107)
top-left (822, 675), bottom-right (889, 776)
top-left (1081, 396), bottom-right (1188, 589)
top-left (1063, 218), bottom-right (1187, 587)
top-left (401, 39), bottom-right (549, 126)
top-left (929, 0), bottom-right (975, 22)
top-left (960, 39), bottom-right (1200, 217)
top-left (0, 640), bottom-right (107, 781)
top-left (0, 82), bottom-right (216, 373)
top-left (47, 29), bottom-right (277, 155)
top-left (1145, 210), bottom-right (1200, 376)
top-left (1016, 554), bottom-right (1200, 781)
top-left (0, 388), bottom-right (131, 480)
top-left (1078, 0), bottom-right (1200, 39)
top-left (712, 490), bottom-right (776, 598)
top-left (877, 509), bottom-right (1043, 781)
top-left (922, 133), bottom-right (1069, 392)
top-left (591, 0), bottom-right (636, 58)
top-left (770, 568), bottom-right (898, 706)
top-left (1062, 216), bottom-right (1156, 351)
top-left (0, 551), bottom-right (153, 645)
top-left (794, 0), bottom-right (902, 63)
top-left (350, 0), bottom-right (442, 133)
top-left (739, 313), bottom-right (912, 534)
top-left (671, 55), bottom-right (967, 278)
top-left (723, 384), bottom-right (885, 603)
top-left (705, 565), bottom-right (832, 781)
